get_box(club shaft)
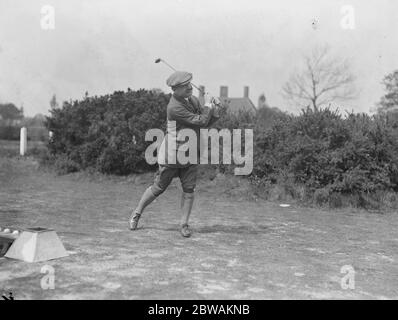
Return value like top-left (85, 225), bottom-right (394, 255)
top-left (160, 59), bottom-right (177, 72)
top-left (159, 59), bottom-right (206, 95)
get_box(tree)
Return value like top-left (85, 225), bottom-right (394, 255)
top-left (377, 70), bottom-right (398, 113)
top-left (50, 94), bottom-right (59, 110)
top-left (150, 88), bottom-right (163, 95)
top-left (22, 113), bottom-right (46, 127)
top-left (282, 46), bottom-right (357, 110)
top-left (0, 103), bottom-right (23, 121)
top-left (257, 93), bottom-right (270, 109)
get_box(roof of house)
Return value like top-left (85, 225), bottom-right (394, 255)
top-left (220, 97), bottom-right (257, 113)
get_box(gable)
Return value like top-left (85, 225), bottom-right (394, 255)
top-left (220, 97), bottom-right (257, 113)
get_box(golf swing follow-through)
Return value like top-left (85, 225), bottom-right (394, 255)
top-left (128, 58), bottom-right (222, 237)
top-left (155, 58), bottom-right (221, 107)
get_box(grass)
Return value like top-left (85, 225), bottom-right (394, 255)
top-left (0, 156), bottom-right (397, 299)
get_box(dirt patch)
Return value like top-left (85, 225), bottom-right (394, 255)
top-left (0, 157), bottom-right (397, 299)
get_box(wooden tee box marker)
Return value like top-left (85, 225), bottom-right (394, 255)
top-left (5, 227), bottom-right (69, 263)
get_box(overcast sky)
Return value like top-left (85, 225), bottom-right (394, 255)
top-left (0, 0), bottom-right (397, 116)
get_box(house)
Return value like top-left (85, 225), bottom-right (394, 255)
top-left (198, 86), bottom-right (257, 114)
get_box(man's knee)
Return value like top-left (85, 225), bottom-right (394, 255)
top-left (150, 184), bottom-right (164, 197)
top-left (182, 187), bottom-right (195, 194)
top-left (180, 166), bottom-right (198, 194)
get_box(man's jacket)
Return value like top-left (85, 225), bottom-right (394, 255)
top-left (158, 94), bottom-right (220, 167)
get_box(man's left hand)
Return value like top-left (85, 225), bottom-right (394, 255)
top-left (211, 97), bottom-right (221, 107)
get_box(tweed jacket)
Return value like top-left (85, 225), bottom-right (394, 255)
top-left (157, 94), bottom-right (220, 167)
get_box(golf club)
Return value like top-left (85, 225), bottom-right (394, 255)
top-left (155, 58), bottom-right (221, 106)
top-left (155, 58), bottom-right (204, 93)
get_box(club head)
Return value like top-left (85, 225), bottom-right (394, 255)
top-left (155, 58), bottom-right (162, 63)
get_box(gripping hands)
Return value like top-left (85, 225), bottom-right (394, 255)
top-left (204, 93), bottom-right (221, 108)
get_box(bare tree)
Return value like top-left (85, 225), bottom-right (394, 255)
top-left (282, 46), bottom-right (357, 109)
top-left (50, 94), bottom-right (59, 110)
top-left (376, 70), bottom-right (398, 113)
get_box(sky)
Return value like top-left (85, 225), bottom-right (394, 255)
top-left (0, 0), bottom-right (397, 116)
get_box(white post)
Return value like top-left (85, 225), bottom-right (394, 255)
top-left (20, 127), bottom-right (27, 156)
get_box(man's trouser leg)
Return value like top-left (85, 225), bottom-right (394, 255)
top-left (129, 165), bottom-right (175, 230)
top-left (135, 186), bottom-right (157, 215)
top-left (179, 165), bottom-right (198, 237)
top-left (129, 187), bottom-right (157, 230)
top-left (180, 192), bottom-right (195, 227)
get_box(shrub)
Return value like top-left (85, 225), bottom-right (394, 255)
top-left (0, 126), bottom-right (20, 140)
top-left (43, 86), bottom-right (398, 208)
top-left (45, 89), bottom-right (169, 174)
top-left (53, 154), bottom-right (80, 175)
top-left (252, 106), bottom-right (398, 202)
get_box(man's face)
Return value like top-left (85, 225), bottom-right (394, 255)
top-left (173, 82), bottom-right (193, 98)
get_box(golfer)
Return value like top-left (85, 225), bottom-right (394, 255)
top-left (129, 71), bottom-right (220, 237)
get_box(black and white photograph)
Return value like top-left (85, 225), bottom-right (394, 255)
top-left (1, 0), bottom-right (397, 304)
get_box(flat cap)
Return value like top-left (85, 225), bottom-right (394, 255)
top-left (166, 71), bottom-right (192, 88)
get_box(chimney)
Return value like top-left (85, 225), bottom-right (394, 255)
top-left (244, 86), bottom-right (249, 98)
top-left (220, 86), bottom-right (228, 98)
top-left (198, 85), bottom-right (205, 105)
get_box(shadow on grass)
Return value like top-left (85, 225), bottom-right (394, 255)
top-left (58, 231), bottom-right (91, 237)
top-left (196, 224), bottom-right (270, 234)
top-left (0, 209), bottom-right (23, 214)
top-left (142, 224), bottom-right (270, 235)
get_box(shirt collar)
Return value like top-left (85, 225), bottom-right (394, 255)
top-left (173, 93), bottom-right (190, 104)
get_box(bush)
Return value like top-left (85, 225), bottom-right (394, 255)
top-left (253, 106), bottom-right (398, 202)
top-left (211, 107), bottom-right (257, 174)
top-left (43, 86), bottom-right (398, 208)
top-left (53, 154), bottom-right (80, 175)
top-left (45, 89), bottom-right (169, 174)
top-left (0, 126), bottom-right (20, 140)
